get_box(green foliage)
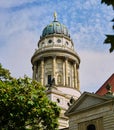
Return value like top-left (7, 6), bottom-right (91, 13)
top-left (104, 35), bottom-right (114, 52)
top-left (101, 0), bottom-right (114, 53)
top-left (0, 65), bottom-right (60, 130)
top-left (101, 0), bottom-right (114, 6)
top-left (0, 64), bottom-right (12, 80)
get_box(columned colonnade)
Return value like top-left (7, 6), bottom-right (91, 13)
top-left (32, 56), bottom-right (80, 90)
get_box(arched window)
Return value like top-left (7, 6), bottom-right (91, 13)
top-left (87, 124), bottom-right (96, 130)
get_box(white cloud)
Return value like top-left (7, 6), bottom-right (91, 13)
top-left (0, 0), bottom-right (36, 8)
top-left (0, 0), bottom-right (113, 93)
top-left (0, 29), bottom-right (37, 78)
top-left (79, 50), bottom-right (114, 92)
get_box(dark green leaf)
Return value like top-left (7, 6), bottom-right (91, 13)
top-left (104, 35), bottom-right (114, 52)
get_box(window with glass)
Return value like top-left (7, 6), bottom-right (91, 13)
top-left (48, 75), bottom-right (51, 84)
top-left (57, 39), bottom-right (61, 43)
top-left (87, 124), bottom-right (96, 130)
top-left (48, 39), bottom-right (52, 43)
top-left (66, 41), bottom-right (69, 45)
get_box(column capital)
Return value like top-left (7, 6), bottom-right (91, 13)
top-left (64, 56), bottom-right (69, 61)
top-left (73, 61), bottom-right (79, 69)
top-left (40, 57), bottom-right (44, 61)
top-left (34, 64), bottom-right (37, 69)
top-left (73, 61), bottom-right (76, 64)
top-left (52, 55), bottom-right (56, 59)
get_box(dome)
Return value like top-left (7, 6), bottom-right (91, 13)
top-left (41, 13), bottom-right (70, 38)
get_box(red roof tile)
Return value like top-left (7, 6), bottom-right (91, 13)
top-left (95, 73), bottom-right (114, 96)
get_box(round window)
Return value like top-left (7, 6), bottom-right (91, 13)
top-left (66, 41), bottom-right (69, 45)
top-left (48, 39), bottom-right (52, 43)
top-left (57, 39), bottom-right (61, 43)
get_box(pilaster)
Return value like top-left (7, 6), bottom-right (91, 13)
top-left (74, 62), bottom-right (77, 89)
top-left (65, 57), bottom-right (68, 86)
top-left (33, 64), bottom-right (37, 80)
top-left (77, 69), bottom-right (80, 90)
top-left (41, 58), bottom-right (44, 85)
top-left (52, 56), bottom-right (56, 84)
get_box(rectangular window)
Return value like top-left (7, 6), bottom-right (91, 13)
top-left (48, 75), bottom-right (51, 84)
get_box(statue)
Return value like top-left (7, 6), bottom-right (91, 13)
top-left (54, 12), bottom-right (57, 21)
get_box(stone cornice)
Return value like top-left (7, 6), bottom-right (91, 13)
top-left (65, 98), bottom-right (114, 117)
top-left (31, 47), bottom-right (80, 65)
top-left (38, 33), bottom-right (74, 48)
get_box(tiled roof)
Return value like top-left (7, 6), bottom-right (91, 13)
top-left (96, 73), bottom-right (114, 96)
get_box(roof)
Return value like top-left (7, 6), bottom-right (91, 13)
top-left (41, 13), bottom-right (70, 38)
top-left (65, 92), bottom-right (109, 116)
top-left (96, 73), bottom-right (114, 96)
top-left (42, 20), bottom-right (70, 38)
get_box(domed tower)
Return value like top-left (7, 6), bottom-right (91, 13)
top-left (31, 13), bottom-right (81, 129)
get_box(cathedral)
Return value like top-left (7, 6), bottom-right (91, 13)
top-left (31, 13), bottom-right (114, 130)
top-left (31, 12), bottom-right (81, 129)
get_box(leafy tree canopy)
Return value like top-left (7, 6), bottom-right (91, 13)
top-left (101, 0), bottom-right (114, 6)
top-left (101, 0), bottom-right (114, 52)
top-left (0, 64), bottom-right (60, 130)
top-left (0, 64), bottom-right (12, 80)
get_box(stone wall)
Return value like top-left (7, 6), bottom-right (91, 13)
top-left (68, 102), bottom-right (114, 130)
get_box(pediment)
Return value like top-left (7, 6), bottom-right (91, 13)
top-left (65, 92), bottom-right (108, 116)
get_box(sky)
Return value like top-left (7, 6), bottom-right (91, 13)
top-left (0, 0), bottom-right (114, 93)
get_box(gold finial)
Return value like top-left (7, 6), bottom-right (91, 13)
top-left (54, 12), bottom-right (57, 21)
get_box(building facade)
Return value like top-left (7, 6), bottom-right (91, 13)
top-left (31, 13), bottom-right (81, 129)
top-left (65, 92), bottom-right (114, 130)
top-left (96, 73), bottom-right (114, 96)
top-left (65, 75), bottom-right (114, 130)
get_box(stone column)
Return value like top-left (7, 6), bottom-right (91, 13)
top-left (33, 64), bottom-right (37, 80)
top-left (41, 58), bottom-right (44, 85)
top-left (74, 62), bottom-right (77, 89)
top-left (32, 66), bottom-right (34, 80)
top-left (77, 69), bottom-right (80, 90)
top-left (52, 56), bottom-right (56, 84)
top-left (65, 57), bottom-right (68, 86)
top-left (63, 61), bottom-right (65, 86)
top-left (37, 63), bottom-right (39, 81)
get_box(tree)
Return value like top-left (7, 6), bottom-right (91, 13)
top-left (0, 64), bottom-right (60, 130)
top-left (101, 0), bottom-right (114, 52)
top-left (101, 0), bottom-right (114, 6)
top-left (0, 64), bottom-right (12, 80)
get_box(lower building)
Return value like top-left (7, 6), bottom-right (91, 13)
top-left (65, 74), bottom-right (114, 130)
top-left (65, 91), bottom-right (114, 130)
top-left (96, 73), bottom-right (114, 96)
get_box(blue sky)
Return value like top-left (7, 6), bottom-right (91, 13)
top-left (0, 0), bottom-right (114, 92)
